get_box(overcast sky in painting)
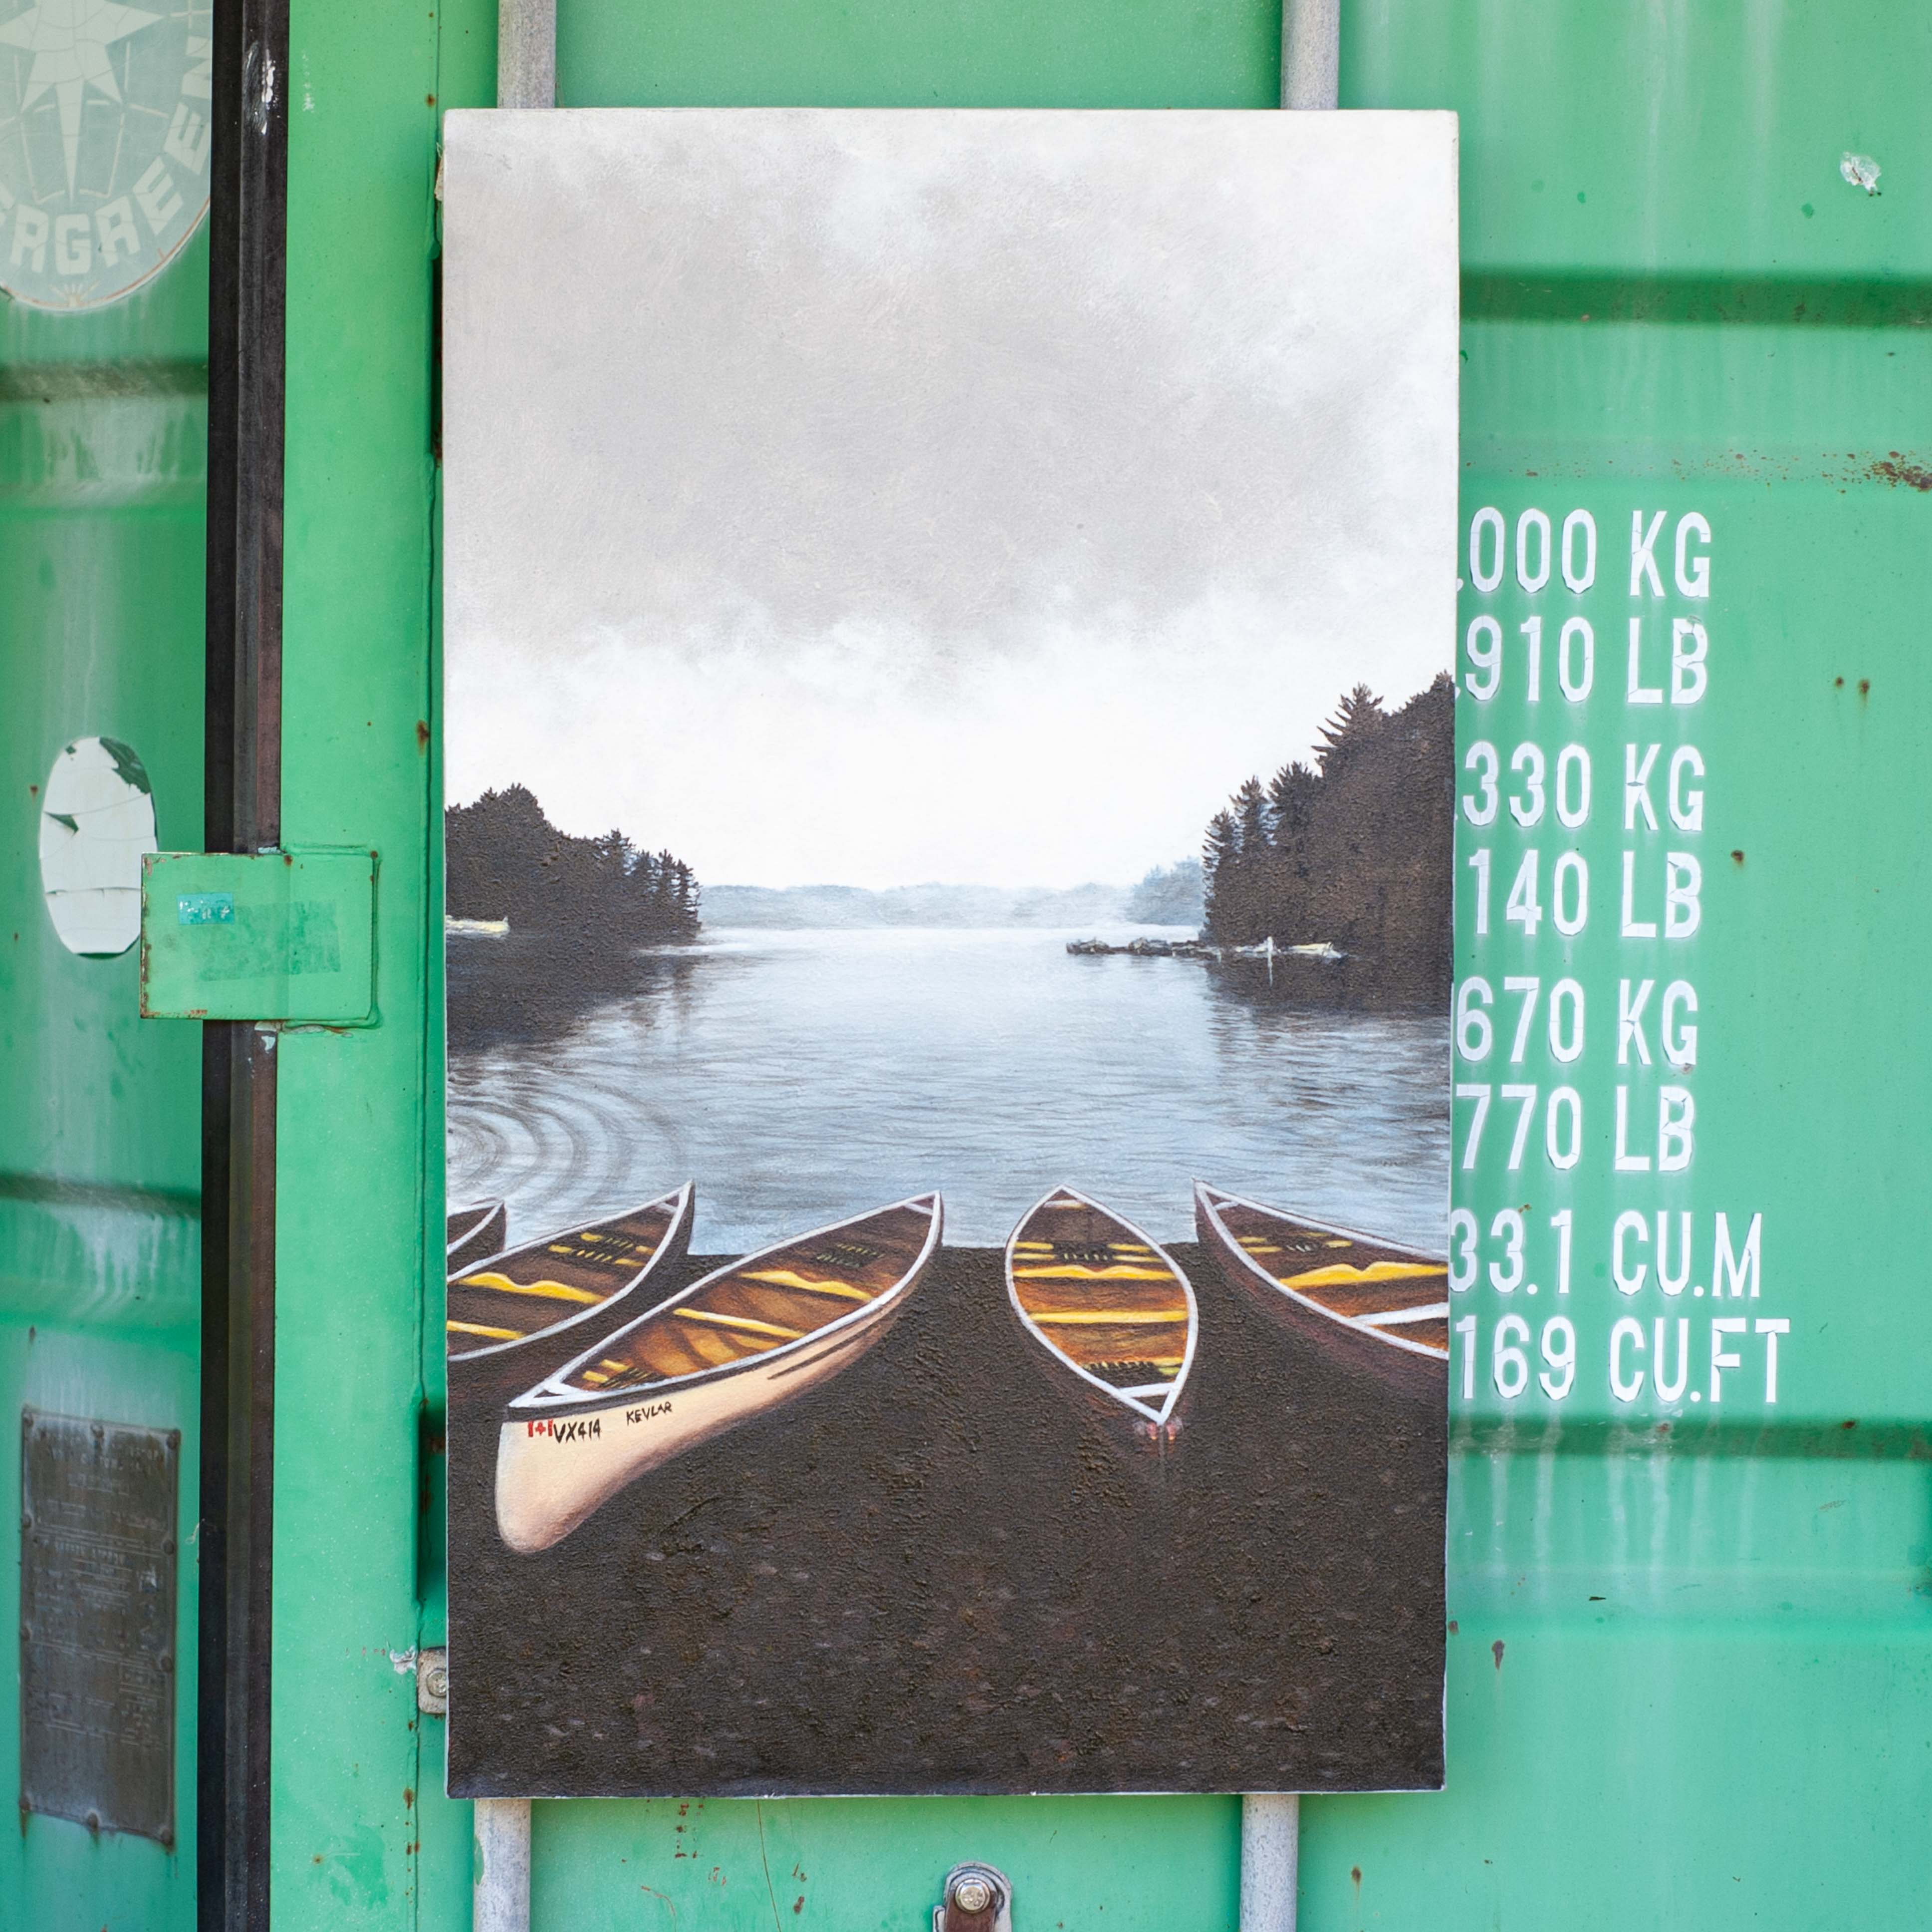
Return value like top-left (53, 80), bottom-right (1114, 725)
top-left (442, 109), bottom-right (1457, 890)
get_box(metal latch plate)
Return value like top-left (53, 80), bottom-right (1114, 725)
top-left (139, 849), bottom-right (376, 1022)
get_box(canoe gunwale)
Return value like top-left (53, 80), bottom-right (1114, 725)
top-left (1004, 1185), bottom-right (1199, 1429)
top-left (1193, 1180), bottom-right (1449, 1367)
top-left (507, 1191), bottom-right (945, 1423)
top-left (446, 1183), bottom-right (695, 1366)
top-left (446, 1196), bottom-right (507, 1269)
top-left (446, 1198), bottom-right (501, 1246)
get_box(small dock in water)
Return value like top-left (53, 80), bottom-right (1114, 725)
top-left (1066, 935), bottom-right (1345, 966)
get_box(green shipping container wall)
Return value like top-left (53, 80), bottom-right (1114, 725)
top-left (3, 1), bottom-right (1929, 1928)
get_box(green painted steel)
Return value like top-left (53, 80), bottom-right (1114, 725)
top-left (557, 0), bottom-right (1281, 109)
top-left (8, 0), bottom-right (1928, 1926)
top-left (0, 242), bottom-right (209, 1926)
top-left (270, 1), bottom-right (445, 1923)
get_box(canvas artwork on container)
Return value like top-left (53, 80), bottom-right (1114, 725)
top-left (441, 106), bottom-right (1458, 1797)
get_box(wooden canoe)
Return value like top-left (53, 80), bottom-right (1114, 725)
top-left (446, 1198), bottom-right (507, 1273)
top-left (1004, 1188), bottom-right (1198, 1447)
top-left (1193, 1181), bottom-right (1448, 1398)
top-left (496, 1193), bottom-right (943, 1552)
top-left (447, 1185), bottom-right (695, 1409)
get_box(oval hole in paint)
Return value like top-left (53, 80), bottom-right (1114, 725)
top-left (38, 736), bottom-right (158, 958)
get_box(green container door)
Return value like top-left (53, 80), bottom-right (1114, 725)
top-left (6, 0), bottom-right (1930, 1928)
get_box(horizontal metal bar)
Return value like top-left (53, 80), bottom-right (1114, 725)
top-left (1453, 1418), bottom-right (1932, 1460)
top-left (1462, 271), bottom-right (1932, 328)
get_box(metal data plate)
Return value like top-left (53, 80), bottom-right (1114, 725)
top-left (20, 1411), bottom-right (180, 1845)
top-left (139, 849), bottom-right (377, 1022)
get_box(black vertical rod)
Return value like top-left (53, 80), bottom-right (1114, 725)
top-left (200, 0), bottom-right (288, 1921)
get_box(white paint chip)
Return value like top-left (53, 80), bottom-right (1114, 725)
top-left (38, 736), bottom-right (158, 958)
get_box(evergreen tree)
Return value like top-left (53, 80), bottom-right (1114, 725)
top-left (1267, 760), bottom-right (1320, 838)
top-left (1233, 776), bottom-right (1271, 852)
top-left (1315, 683), bottom-right (1387, 781)
top-left (1201, 809), bottom-right (1239, 936)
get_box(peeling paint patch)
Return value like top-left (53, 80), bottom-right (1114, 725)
top-left (39, 735), bottom-right (157, 957)
top-left (321, 1823), bottom-right (394, 1910)
top-left (1840, 152), bottom-right (1882, 196)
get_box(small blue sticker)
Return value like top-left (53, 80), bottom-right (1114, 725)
top-left (178, 892), bottom-right (236, 926)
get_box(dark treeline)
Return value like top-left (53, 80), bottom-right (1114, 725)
top-left (446, 785), bottom-right (700, 945)
top-left (1202, 676), bottom-right (1453, 996)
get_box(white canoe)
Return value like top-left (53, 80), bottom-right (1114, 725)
top-left (496, 1193), bottom-right (943, 1552)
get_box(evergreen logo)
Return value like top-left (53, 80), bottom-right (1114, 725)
top-left (0, 0), bottom-right (213, 310)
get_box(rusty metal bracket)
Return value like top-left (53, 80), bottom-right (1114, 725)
top-left (935, 1862), bottom-right (1013, 1932)
top-left (139, 848), bottom-right (377, 1023)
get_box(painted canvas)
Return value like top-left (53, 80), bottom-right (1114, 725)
top-left (441, 106), bottom-right (1458, 1798)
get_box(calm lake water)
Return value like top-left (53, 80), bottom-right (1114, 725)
top-left (447, 925), bottom-right (1449, 1254)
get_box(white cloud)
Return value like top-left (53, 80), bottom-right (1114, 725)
top-left (444, 108), bottom-right (1458, 887)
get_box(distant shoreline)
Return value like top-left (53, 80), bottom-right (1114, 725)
top-left (701, 879), bottom-right (1175, 931)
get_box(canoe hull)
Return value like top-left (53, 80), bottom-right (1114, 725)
top-left (448, 1187), bottom-right (695, 1414)
top-left (494, 1301), bottom-right (903, 1553)
top-left (1022, 1337), bottom-right (1195, 1451)
top-left (495, 1193), bottom-right (942, 1552)
top-left (1194, 1184), bottom-right (1446, 1404)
